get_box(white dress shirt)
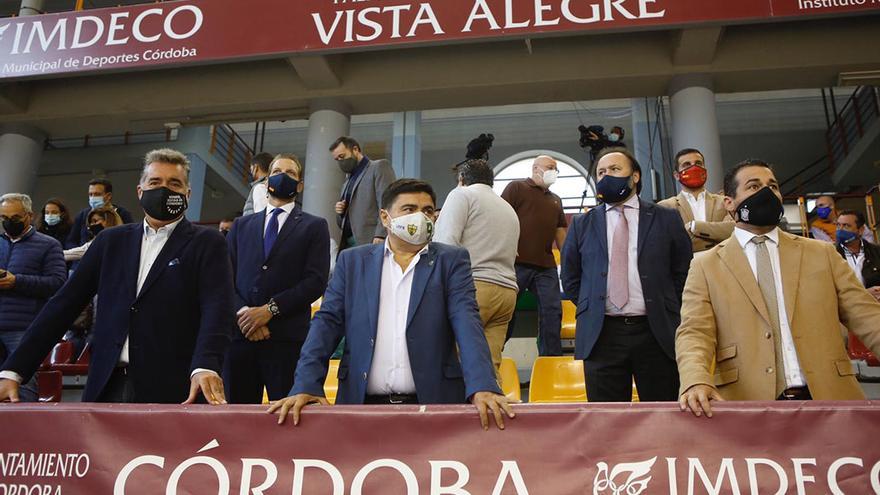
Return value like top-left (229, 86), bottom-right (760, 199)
top-left (366, 241), bottom-right (428, 395)
top-left (843, 243), bottom-right (866, 287)
top-left (251, 182), bottom-right (269, 216)
top-left (733, 227), bottom-right (806, 388)
top-left (604, 194), bottom-right (646, 316)
top-left (263, 201), bottom-right (296, 235)
top-left (683, 190), bottom-right (707, 223)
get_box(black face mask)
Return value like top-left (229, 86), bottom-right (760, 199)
top-left (735, 186), bottom-right (784, 227)
top-left (87, 223), bottom-right (104, 239)
top-left (267, 173), bottom-right (300, 200)
top-left (2, 219), bottom-right (26, 238)
top-left (338, 157), bottom-right (359, 174)
top-left (140, 187), bottom-right (188, 222)
top-left (596, 174), bottom-right (634, 204)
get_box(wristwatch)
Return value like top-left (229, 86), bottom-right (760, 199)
top-left (267, 298), bottom-right (281, 317)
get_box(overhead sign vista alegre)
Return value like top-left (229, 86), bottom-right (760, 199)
top-left (0, 0), bottom-right (877, 79)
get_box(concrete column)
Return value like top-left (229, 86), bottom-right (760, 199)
top-left (303, 100), bottom-right (350, 241)
top-left (391, 111), bottom-right (422, 178)
top-left (184, 153), bottom-right (207, 222)
top-left (19, 0), bottom-right (45, 16)
top-left (0, 125), bottom-right (46, 196)
top-left (669, 74), bottom-right (724, 194)
top-left (630, 97), bottom-right (668, 202)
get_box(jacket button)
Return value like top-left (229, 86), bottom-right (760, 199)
top-left (765, 332), bottom-right (772, 339)
top-left (599, 295), bottom-right (606, 300)
top-left (262, 265), bottom-right (268, 270)
top-left (600, 272), bottom-right (607, 277)
top-left (370, 338), bottom-right (375, 347)
top-left (362, 372), bottom-right (368, 381)
top-left (766, 367), bottom-right (774, 374)
top-left (130, 306), bottom-right (137, 313)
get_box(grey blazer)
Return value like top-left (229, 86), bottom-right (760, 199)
top-left (338, 158), bottom-right (396, 245)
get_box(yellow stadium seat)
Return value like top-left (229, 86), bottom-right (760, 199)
top-left (631, 382), bottom-right (639, 402)
top-left (311, 298), bottom-right (322, 318)
top-left (552, 249), bottom-right (561, 266)
top-left (324, 359), bottom-right (340, 405)
top-left (262, 387), bottom-right (269, 405)
top-left (500, 357), bottom-right (521, 402)
top-left (561, 300), bottom-right (577, 339)
top-left (528, 356), bottom-right (586, 403)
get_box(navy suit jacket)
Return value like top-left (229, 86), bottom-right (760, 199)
top-left (291, 242), bottom-right (501, 404)
top-left (227, 206), bottom-right (330, 342)
top-left (561, 199), bottom-right (693, 360)
top-left (2, 219), bottom-right (235, 403)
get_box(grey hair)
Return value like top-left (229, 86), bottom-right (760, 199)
top-left (0, 193), bottom-right (33, 213)
top-left (141, 148), bottom-right (191, 186)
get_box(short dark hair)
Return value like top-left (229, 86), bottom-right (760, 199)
top-left (723, 159), bottom-right (774, 198)
top-left (593, 147), bottom-right (643, 194)
top-left (837, 209), bottom-right (866, 229)
top-left (220, 212), bottom-right (239, 223)
top-left (457, 159), bottom-right (494, 187)
top-left (89, 178), bottom-right (113, 193)
top-left (329, 136), bottom-right (361, 153)
top-left (674, 148), bottom-right (704, 171)
top-left (251, 152), bottom-right (274, 174)
top-left (381, 179), bottom-right (436, 210)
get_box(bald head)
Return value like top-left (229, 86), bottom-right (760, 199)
top-left (532, 155), bottom-right (558, 189)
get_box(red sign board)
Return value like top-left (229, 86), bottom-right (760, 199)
top-left (0, 0), bottom-right (877, 80)
top-left (1, 402), bottom-right (880, 494)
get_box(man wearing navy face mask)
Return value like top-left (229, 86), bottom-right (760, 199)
top-left (677, 160), bottom-right (880, 418)
top-left (835, 209), bottom-right (880, 301)
top-left (0, 148), bottom-right (235, 405)
top-left (561, 148), bottom-right (692, 402)
top-left (223, 154), bottom-right (330, 403)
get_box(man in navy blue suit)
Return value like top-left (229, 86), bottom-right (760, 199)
top-left (561, 148), bottom-right (692, 402)
top-left (269, 179), bottom-right (513, 430)
top-left (0, 148), bottom-right (234, 405)
top-left (224, 153), bottom-right (330, 403)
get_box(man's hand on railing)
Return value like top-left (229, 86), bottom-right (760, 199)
top-left (268, 394), bottom-right (330, 426)
top-left (0, 379), bottom-right (20, 403)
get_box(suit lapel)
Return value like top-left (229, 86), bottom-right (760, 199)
top-left (637, 200), bottom-right (656, 258)
top-left (265, 206), bottom-right (304, 261)
top-left (249, 210), bottom-right (267, 261)
top-left (592, 206), bottom-right (609, 260)
top-left (717, 237), bottom-right (772, 326)
top-left (124, 224), bottom-right (143, 302)
top-left (406, 244), bottom-right (438, 330)
top-left (349, 161), bottom-right (371, 198)
top-left (364, 244), bottom-right (384, 340)
top-left (778, 232), bottom-right (802, 324)
top-left (677, 192), bottom-right (695, 224)
top-left (136, 219), bottom-right (195, 301)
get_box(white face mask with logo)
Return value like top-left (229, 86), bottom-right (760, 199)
top-left (388, 211), bottom-right (434, 246)
top-left (542, 169), bottom-right (559, 187)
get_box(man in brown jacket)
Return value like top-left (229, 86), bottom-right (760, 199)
top-left (676, 159), bottom-right (880, 418)
top-left (658, 148), bottom-right (734, 253)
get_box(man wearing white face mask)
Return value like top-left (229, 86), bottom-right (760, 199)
top-left (271, 179), bottom-right (513, 431)
top-left (501, 155), bottom-right (568, 356)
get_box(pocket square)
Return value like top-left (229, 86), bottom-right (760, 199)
top-left (168, 258), bottom-right (181, 267)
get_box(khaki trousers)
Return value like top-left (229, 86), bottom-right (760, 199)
top-left (474, 281), bottom-right (518, 382)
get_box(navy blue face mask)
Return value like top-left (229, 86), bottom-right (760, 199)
top-left (267, 173), bottom-right (299, 200)
top-left (596, 174), bottom-right (634, 204)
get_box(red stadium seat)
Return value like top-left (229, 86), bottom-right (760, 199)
top-left (37, 371), bottom-right (62, 402)
top-left (53, 343), bottom-right (90, 376)
top-left (848, 331), bottom-right (880, 366)
top-left (49, 341), bottom-right (74, 366)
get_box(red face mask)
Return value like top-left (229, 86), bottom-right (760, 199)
top-left (678, 165), bottom-right (707, 189)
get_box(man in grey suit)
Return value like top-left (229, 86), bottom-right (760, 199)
top-left (331, 136), bottom-right (396, 249)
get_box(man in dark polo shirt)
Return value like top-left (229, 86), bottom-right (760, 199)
top-left (501, 155), bottom-right (568, 356)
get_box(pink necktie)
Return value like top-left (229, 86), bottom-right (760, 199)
top-left (609, 206), bottom-right (629, 309)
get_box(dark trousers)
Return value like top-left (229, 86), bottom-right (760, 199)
top-left (583, 316), bottom-right (679, 402)
top-left (95, 368), bottom-right (136, 403)
top-left (507, 263), bottom-right (563, 356)
top-left (223, 339), bottom-right (303, 404)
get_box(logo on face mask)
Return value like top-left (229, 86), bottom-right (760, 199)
top-left (740, 206), bottom-right (750, 223)
top-left (389, 212), bottom-right (434, 245)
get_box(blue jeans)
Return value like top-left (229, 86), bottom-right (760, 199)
top-left (506, 264), bottom-right (563, 356)
top-left (0, 331), bottom-right (39, 402)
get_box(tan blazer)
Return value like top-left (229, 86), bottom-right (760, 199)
top-left (676, 230), bottom-right (880, 400)
top-left (658, 191), bottom-right (734, 252)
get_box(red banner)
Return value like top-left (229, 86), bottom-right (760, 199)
top-left (1, 402), bottom-right (880, 494)
top-left (0, 0), bottom-right (878, 80)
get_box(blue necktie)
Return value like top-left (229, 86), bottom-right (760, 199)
top-left (263, 208), bottom-right (282, 258)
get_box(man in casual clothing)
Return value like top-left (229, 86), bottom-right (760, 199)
top-left (435, 159), bottom-right (520, 379)
top-left (66, 178), bottom-right (133, 248)
top-left (242, 152), bottom-right (274, 216)
top-left (501, 155), bottom-right (567, 356)
top-left (0, 193), bottom-right (67, 402)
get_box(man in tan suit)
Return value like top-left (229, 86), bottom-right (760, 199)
top-left (677, 159), bottom-right (880, 418)
top-left (658, 148), bottom-right (734, 252)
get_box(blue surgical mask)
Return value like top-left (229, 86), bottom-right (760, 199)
top-left (816, 206), bottom-right (832, 220)
top-left (44, 214), bottom-right (62, 226)
top-left (836, 229), bottom-right (858, 246)
top-left (88, 196), bottom-right (105, 210)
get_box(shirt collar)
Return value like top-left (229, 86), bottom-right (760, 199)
top-left (266, 201), bottom-right (297, 216)
top-left (143, 216), bottom-right (184, 237)
top-left (605, 193), bottom-right (641, 211)
top-left (734, 226), bottom-right (779, 248)
top-left (682, 190), bottom-right (706, 202)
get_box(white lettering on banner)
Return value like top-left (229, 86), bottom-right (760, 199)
top-left (239, 459), bottom-right (277, 495)
top-left (291, 460), bottom-right (344, 495)
top-left (0, 485), bottom-right (61, 495)
top-left (688, 458), bottom-right (741, 495)
top-left (312, 3), bottom-right (442, 45)
top-left (4, 5), bottom-right (204, 55)
top-left (462, 0), bottom-right (501, 32)
top-left (827, 457), bottom-right (863, 495)
top-left (0, 453), bottom-right (90, 478)
top-left (166, 456), bottom-right (230, 495)
top-left (745, 458), bottom-right (786, 495)
top-left (350, 459), bottom-right (419, 495)
top-left (491, 461), bottom-right (530, 495)
top-left (791, 458), bottom-right (817, 495)
top-left (429, 461), bottom-right (471, 495)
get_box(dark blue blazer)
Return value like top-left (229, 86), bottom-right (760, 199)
top-left (2, 219), bottom-right (235, 403)
top-left (560, 199), bottom-right (693, 360)
top-left (66, 205), bottom-right (134, 249)
top-left (227, 206), bottom-right (330, 342)
top-left (291, 242), bottom-right (501, 404)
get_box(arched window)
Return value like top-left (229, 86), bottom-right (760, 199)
top-left (492, 150), bottom-right (596, 213)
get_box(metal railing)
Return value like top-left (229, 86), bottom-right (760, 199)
top-left (779, 154), bottom-right (830, 197)
top-left (209, 124), bottom-right (253, 187)
top-left (44, 129), bottom-right (177, 150)
top-left (826, 86), bottom-right (880, 171)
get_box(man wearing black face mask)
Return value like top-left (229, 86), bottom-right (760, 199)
top-left (677, 159), bottom-right (880, 418)
top-left (330, 136), bottom-right (396, 250)
top-left (0, 149), bottom-right (235, 405)
top-left (223, 154), bottom-right (330, 403)
top-left (0, 194), bottom-right (67, 402)
top-left (561, 148), bottom-right (692, 402)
